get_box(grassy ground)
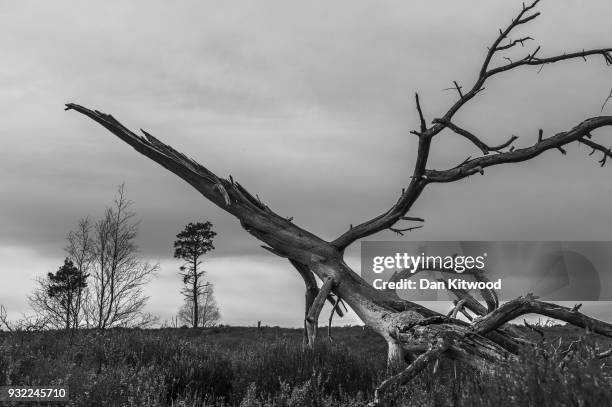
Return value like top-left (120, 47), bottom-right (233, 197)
top-left (1, 325), bottom-right (611, 406)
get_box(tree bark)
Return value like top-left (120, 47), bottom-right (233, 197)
top-left (386, 338), bottom-right (405, 373)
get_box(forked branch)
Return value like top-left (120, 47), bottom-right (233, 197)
top-left (426, 117), bottom-right (612, 183)
top-left (332, 0), bottom-right (612, 250)
top-left (433, 119), bottom-right (518, 155)
top-left (579, 137), bottom-right (612, 167)
top-left (472, 294), bottom-right (612, 338)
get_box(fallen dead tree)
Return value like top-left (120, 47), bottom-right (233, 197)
top-left (65, 1), bottom-right (612, 404)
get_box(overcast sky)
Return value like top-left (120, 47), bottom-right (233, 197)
top-left (1, 0), bottom-right (611, 327)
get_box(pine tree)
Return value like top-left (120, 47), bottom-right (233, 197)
top-left (174, 222), bottom-right (217, 328)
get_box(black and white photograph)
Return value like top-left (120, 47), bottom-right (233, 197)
top-left (1, 1), bottom-right (612, 405)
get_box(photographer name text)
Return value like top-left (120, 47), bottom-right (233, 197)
top-left (372, 278), bottom-right (502, 291)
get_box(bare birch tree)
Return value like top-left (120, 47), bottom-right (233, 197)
top-left (84, 185), bottom-right (158, 329)
top-left (64, 217), bottom-right (94, 328)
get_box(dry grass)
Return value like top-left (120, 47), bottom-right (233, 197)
top-left (0, 325), bottom-right (611, 406)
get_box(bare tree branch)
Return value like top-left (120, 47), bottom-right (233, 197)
top-left (306, 277), bottom-right (334, 324)
top-left (64, 104), bottom-right (334, 267)
top-left (602, 88), bottom-right (612, 112)
top-left (415, 93), bottom-right (427, 134)
top-left (389, 225), bottom-right (423, 236)
top-left (433, 119), bottom-right (518, 155)
top-left (474, 272), bottom-right (499, 312)
top-left (426, 116), bottom-right (612, 183)
top-left (448, 299), bottom-right (467, 319)
top-left (578, 137), bottom-right (612, 167)
top-left (495, 36), bottom-right (534, 51)
top-left (487, 48), bottom-right (612, 78)
top-left (331, 0), bottom-right (612, 250)
top-left (327, 295), bottom-right (342, 342)
top-left (472, 294), bottom-right (612, 338)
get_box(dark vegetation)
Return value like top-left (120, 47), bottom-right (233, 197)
top-left (1, 325), bottom-right (611, 406)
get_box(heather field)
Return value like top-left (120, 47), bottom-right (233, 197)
top-left (1, 325), bottom-right (612, 406)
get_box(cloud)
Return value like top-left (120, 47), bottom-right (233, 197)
top-left (1, 0), bottom-right (612, 324)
